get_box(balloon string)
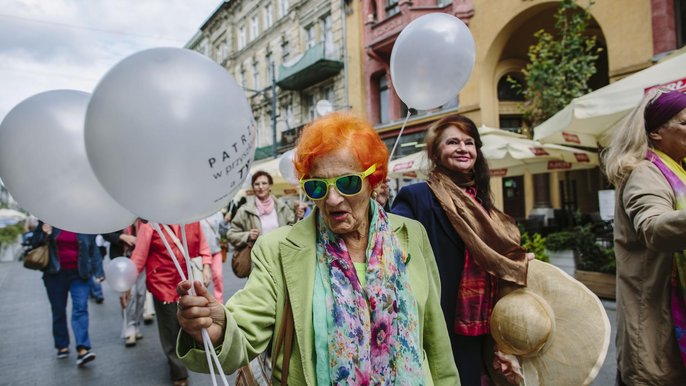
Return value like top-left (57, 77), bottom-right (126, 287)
top-left (388, 110), bottom-right (412, 162)
top-left (179, 225), bottom-right (195, 289)
top-left (151, 222), bottom-right (229, 386)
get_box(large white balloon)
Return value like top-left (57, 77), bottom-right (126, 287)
top-left (0, 90), bottom-right (137, 233)
top-left (85, 47), bottom-right (256, 224)
top-left (390, 13), bottom-right (476, 110)
top-left (104, 256), bottom-right (138, 292)
top-left (278, 149), bottom-right (298, 185)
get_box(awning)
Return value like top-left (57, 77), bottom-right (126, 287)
top-left (533, 50), bottom-right (686, 148)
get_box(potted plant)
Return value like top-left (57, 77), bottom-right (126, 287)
top-left (545, 222), bottom-right (616, 299)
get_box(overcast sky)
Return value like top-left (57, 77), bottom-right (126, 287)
top-left (0, 0), bottom-right (223, 123)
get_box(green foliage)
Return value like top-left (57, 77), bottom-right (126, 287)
top-left (546, 222), bottom-right (615, 273)
top-left (514, 0), bottom-right (601, 126)
top-left (544, 230), bottom-right (577, 251)
top-left (0, 223), bottom-right (23, 246)
top-left (521, 231), bottom-right (549, 262)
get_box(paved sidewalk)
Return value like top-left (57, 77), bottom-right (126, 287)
top-left (0, 257), bottom-right (246, 386)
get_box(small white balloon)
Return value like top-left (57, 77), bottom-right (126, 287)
top-left (105, 256), bottom-right (138, 292)
top-left (85, 47), bottom-right (256, 224)
top-left (390, 13), bottom-right (476, 110)
top-left (278, 150), bottom-right (299, 185)
top-left (0, 90), bottom-right (137, 233)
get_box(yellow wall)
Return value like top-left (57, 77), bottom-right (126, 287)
top-left (458, 0), bottom-right (653, 217)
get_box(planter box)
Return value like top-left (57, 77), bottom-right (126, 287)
top-left (575, 270), bottom-right (616, 300)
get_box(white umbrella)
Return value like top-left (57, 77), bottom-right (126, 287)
top-left (533, 49), bottom-right (686, 148)
top-left (388, 129), bottom-right (598, 179)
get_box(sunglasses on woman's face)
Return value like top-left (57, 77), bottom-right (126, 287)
top-left (300, 164), bottom-right (377, 200)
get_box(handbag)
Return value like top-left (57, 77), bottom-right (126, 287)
top-left (235, 291), bottom-right (294, 386)
top-left (231, 243), bottom-right (253, 278)
top-left (23, 245), bottom-right (49, 270)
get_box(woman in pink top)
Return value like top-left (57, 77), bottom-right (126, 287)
top-left (123, 221), bottom-right (211, 386)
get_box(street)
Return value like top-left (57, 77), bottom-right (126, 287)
top-left (0, 253), bottom-right (617, 385)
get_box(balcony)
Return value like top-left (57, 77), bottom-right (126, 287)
top-left (277, 42), bottom-right (343, 90)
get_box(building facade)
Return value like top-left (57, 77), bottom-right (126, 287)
top-left (362, 0), bottom-right (685, 219)
top-left (187, 0), bottom-right (353, 161)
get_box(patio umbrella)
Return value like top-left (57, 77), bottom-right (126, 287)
top-left (388, 129), bottom-right (598, 179)
top-left (388, 126), bottom-right (526, 179)
top-left (533, 49), bottom-right (686, 148)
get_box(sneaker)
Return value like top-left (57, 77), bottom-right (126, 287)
top-left (94, 297), bottom-right (104, 304)
top-left (125, 335), bottom-right (136, 347)
top-left (57, 349), bottom-right (69, 359)
top-left (135, 328), bottom-right (143, 340)
top-left (76, 351), bottom-right (96, 367)
top-left (143, 314), bottom-right (154, 325)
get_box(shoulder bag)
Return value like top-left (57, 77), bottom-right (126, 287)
top-left (235, 291), bottom-right (294, 386)
top-left (231, 242), bottom-right (254, 278)
top-left (23, 244), bottom-right (49, 270)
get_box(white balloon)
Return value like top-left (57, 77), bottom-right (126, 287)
top-left (390, 13), bottom-right (476, 110)
top-left (278, 149), bottom-right (299, 185)
top-left (85, 47), bottom-right (257, 224)
top-left (0, 90), bottom-right (137, 233)
top-left (104, 256), bottom-right (138, 292)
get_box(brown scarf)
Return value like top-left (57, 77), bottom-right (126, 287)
top-left (427, 168), bottom-right (528, 286)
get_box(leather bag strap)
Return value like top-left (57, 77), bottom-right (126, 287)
top-left (271, 290), bottom-right (294, 386)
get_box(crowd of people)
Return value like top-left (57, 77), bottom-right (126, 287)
top-left (26, 103), bottom-right (686, 385)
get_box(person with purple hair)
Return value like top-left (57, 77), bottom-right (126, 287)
top-left (604, 89), bottom-right (686, 385)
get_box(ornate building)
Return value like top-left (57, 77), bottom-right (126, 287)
top-left (186, 0), bottom-right (357, 161)
top-left (362, 0), bottom-right (684, 219)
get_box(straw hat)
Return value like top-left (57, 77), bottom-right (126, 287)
top-left (489, 260), bottom-right (611, 386)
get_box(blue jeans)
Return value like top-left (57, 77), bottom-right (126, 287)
top-left (89, 276), bottom-right (103, 300)
top-left (43, 269), bottom-right (92, 350)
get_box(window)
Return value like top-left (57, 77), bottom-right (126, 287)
top-left (324, 85), bottom-right (334, 104)
top-left (265, 3), bottom-right (273, 28)
top-left (266, 53), bottom-right (274, 82)
top-left (677, 0), bottom-right (686, 48)
top-left (305, 25), bottom-right (315, 48)
top-left (282, 40), bottom-right (290, 61)
top-left (385, 0), bottom-right (399, 18)
top-left (236, 66), bottom-right (245, 87)
top-left (238, 26), bottom-right (246, 49)
top-left (499, 116), bottom-right (524, 134)
top-left (305, 93), bottom-right (316, 121)
top-left (497, 73), bottom-right (525, 101)
top-left (253, 61), bottom-right (260, 90)
top-left (250, 15), bottom-right (259, 41)
top-left (322, 14), bottom-right (332, 45)
top-left (281, 103), bottom-right (294, 128)
top-left (280, 0), bottom-right (289, 18)
top-left (378, 75), bottom-right (389, 124)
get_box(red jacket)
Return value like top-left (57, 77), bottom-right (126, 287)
top-left (130, 222), bottom-right (211, 303)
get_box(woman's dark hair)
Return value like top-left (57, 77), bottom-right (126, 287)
top-left (424, 114), bottom-right (493, 210)
top-left (251, 170), bottom-right (273, 186)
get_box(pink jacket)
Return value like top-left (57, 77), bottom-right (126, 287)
top-left (131, 222), bottom-right (211, 303)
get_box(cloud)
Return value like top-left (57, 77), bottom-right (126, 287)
top-left (0, 0), bottom-right (221, 121)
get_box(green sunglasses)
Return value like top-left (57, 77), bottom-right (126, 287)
top-left (300, 164), bottom-right (377, 200)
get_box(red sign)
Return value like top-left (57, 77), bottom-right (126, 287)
top-left (392, 161), bottom-right (415, 172)
top-left (562, 132), bottom-right (581, 144)
top-left (574, 153), bottom-right (590, 163)
top-left (490, 168), bottom-right (508, 177)
top-left (645, 77), bottom-right (686, 94)
top-left (547, 160), bottom-right (572, 170)
top-left (529, 147), bottom-right (549, 156)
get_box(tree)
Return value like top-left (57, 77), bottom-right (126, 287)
top-left (516, 0), bottom-right (601, 126)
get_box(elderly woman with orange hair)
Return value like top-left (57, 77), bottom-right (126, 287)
top-left (175, 112), bottom-right (459, 385)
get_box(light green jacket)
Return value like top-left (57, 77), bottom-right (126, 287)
top-left (177, 212), bottom-right (460, 385)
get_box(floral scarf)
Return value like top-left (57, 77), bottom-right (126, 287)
top-left (313, 199), bottom-right (423, 385)
top-left (645, 148), bottom-right (686, 365)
